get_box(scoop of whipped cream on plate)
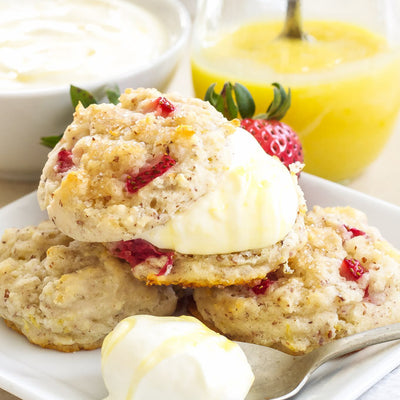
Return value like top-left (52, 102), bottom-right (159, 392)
top-left (101, 315), bottom-right (254, 400)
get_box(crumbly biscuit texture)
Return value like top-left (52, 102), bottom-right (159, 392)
top-left (194, 206), bottom-right (400, 354)
top-left (0, 221), bottom-right (177, 351)
top-left (0, 220), bottom-right (72, 262)
top-left (37, 88), bottom-right (236, 242)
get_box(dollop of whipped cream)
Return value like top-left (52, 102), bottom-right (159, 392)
top-left (137, 128), bottom-right (299, 254)
top-left (101, 315), bottom-right (254, 400)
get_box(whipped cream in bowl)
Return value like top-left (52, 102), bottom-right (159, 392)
top-left (0, 0), bottom-right (190, 180)
top-left (0, 0), bottom-right (166, 91)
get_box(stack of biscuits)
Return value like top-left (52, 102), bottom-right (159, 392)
top-left (1, 88), bottom-right (400, 355)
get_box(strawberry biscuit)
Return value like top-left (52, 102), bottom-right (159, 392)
top-left (109, 194), bottom-right (306, 287)
top-left (106, 140), bottom-right (307, 287)
top-left (38, 88), bottom-right (236, 242)
top-left (193, 206), bottom-right (400, 353)
top-left (0, 221), bottom-right (177, 352)
top-left (38, 87), bottom-right (307, 287)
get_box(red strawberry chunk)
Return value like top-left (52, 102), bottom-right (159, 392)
top-left (340, 258), bottom-right (365, 281)
top-left (112, 238), bottom-right (174, 276)
top-left (344, 225), bottom-right (366, 238)
top-left (125, 154), bottom-right (176, 193)
top-left (251, 279), bottom-right (272, 295)
top-left (251, 276), bottom-right (278, 295)
top-left (56, 149), bottom-right (73, 173)
top-left (156, 259), bottom-right (174, 277)
top-left (149, 96), bottom-right (175, 117)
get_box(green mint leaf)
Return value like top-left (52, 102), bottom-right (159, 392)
top-left (233, 82), bottom-right (255, 119)
top-left (70, 85), bottom-right (97, 108)
top-left (40, 134), bottom-right (63, 149)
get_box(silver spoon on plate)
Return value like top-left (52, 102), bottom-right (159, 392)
top-left (240, 322), bottom-right (400, 399)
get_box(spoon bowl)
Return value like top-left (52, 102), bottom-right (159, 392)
top-left (240, 323), bottom-right (400, 399)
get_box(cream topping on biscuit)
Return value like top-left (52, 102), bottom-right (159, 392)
top-left (137, 128), bottom-right (299, 254)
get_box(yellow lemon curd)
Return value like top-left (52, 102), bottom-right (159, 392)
top-left (192, 20), bottom-right (400, 182)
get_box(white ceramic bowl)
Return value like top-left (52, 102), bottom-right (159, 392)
top-left (0, 0), bottom-right (190, 181)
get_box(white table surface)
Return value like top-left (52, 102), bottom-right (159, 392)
top-left (1, 19), bottom-right (400, 400)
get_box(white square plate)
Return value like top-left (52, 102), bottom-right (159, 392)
top-left (0, 173), bottom-right (400, 400)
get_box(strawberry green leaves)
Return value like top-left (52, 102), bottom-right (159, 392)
top-left (205, 82), bottom-right (255, 120)
top-left (233, 82), bottom-right (256, 119)
top-left (205, 83), bottom-right (225, 115)
top-left (204, 82), bottom-right (292, 122)
top-left (205, 81), bottom-right (303, 170)
top-left (256, 83), bottom-right (291, 121)
top-left (40, 85), bottom-right (121, 149)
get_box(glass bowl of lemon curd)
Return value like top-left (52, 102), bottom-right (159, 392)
top-left (191, 0), bottom-right (400, 182)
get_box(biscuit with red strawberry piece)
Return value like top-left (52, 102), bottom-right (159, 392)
top-left (108, 188), bottom-right (306, 287)
top-left (0, 221), bottom-right (177, 352)
top-left (193, 206), bottom-right (400, 354)
top-left (38, 88), bottom-right (236, 242)
top-left (39, 87), bottom-right (307, 288)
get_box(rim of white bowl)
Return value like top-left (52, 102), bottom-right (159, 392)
top-left (0, 0), bottom-right (191, 98)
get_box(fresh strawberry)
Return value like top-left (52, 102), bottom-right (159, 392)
top-left (205, 82), bottom-right (303, 169)
top-left (241, 117), bottom-right (303, 168)
top-left (125, 154), bottom-right (176, 194)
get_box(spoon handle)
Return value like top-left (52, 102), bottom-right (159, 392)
top-left (313, 323), bottom-right (400, 368)
top-left (280, 0), bottom-right (304, 40)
